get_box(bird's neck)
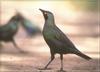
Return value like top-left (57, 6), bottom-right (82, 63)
top-left (44, 17), bottom-right (55, 27)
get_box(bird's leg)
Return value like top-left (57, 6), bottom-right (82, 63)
top-left (0, 42), bottom-right (3, 51)
top-left (12, 39), bottom-right (23, 52)
top-left (0, 42), bottom-right (2, 47)
top-left (60, 54), bottom-right (63, 71)
top-left (44, 55), bottom-right (55, 69)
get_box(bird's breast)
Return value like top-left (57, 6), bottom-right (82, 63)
top-left (43, 27), bottom-right (55, 39)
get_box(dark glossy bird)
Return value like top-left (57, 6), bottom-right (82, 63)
top-left (0, 12), bottom-right (41, 52)
top-left (0, 13), bottom-right (23, 52)
top-left (39, 9), bottom-right (91, 71)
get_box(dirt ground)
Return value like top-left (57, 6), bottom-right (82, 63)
top-left (0, 35), bottom-right (99, 72)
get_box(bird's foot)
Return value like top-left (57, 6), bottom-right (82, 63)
top-left (18, 50), bottom-right (28, 54)
top-left (38, 67), bottom-right (52, 70)
top-left (57, 69), bottom-right (66, 72)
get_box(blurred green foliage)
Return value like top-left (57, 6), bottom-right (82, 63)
top-left (70, 0), bottom-right (99, 12)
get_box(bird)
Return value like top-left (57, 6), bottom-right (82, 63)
top-left (0, 11), bottom-right (40, 52)
top-left (39, 9), bottom-right (92, 71)
top-left (0, 12), bottom-right (24, 52)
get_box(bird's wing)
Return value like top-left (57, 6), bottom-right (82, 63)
top-left (21, 18), bottom-right (41, 36)
top-left (0, 20), bottom-right (18, 38)
top-left (0, 24), bottom-right (10, 33)
top-left (53, 26), bottom-right (76, 48)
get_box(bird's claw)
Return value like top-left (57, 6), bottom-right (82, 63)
top-left (38, 67), bottom-right (52, 70)
top-left (57, 69), bottom-right (66, 72)
top-left (18, 50), bottom-right (27, 54)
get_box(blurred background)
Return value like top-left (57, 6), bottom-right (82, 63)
top-left (0, 0), bottom-right (99, 72)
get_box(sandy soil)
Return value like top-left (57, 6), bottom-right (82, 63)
top-left (0, 35), bottom-right (99, 72)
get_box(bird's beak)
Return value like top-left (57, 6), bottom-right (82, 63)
top-left (39, 9), bottom-right (45, 13)
top-left (39, 9), bottom-right (48, 20)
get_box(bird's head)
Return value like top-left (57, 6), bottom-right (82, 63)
top-left (39, 9), bottom-right (54, 20)
top-left (13, 11), bottom-right (24, 21)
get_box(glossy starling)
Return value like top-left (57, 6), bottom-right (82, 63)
top-left (39, 9), bottom-right (91, 71)
top-left (0, 13), bottom-right (23, 52)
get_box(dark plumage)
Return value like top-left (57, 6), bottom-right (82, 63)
top-left (39, 9), bottom-right (91, 71)
top-left (0, 12), bottom-right (41, 52)
top-left (0, 13), bottom-right (23, 52)
top-left (21, 17), bottom-right (41, 37)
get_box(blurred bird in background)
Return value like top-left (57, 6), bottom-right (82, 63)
top-left (0, 12), bottom-right (23, 52)
top-left (21, 16), bottom-right (41, 37)
top-left (0, 11), bottom-right (41, 52)
top-left (39, 9), bottom-right (92, 71)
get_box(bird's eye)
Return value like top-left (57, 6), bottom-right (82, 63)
top-left (44, 12), bottom-right (47, 15)
top-left (44, 12), bottom-right (48, 19)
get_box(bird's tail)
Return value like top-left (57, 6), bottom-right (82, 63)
top-left (76, 52), bottom-right (92, 60)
